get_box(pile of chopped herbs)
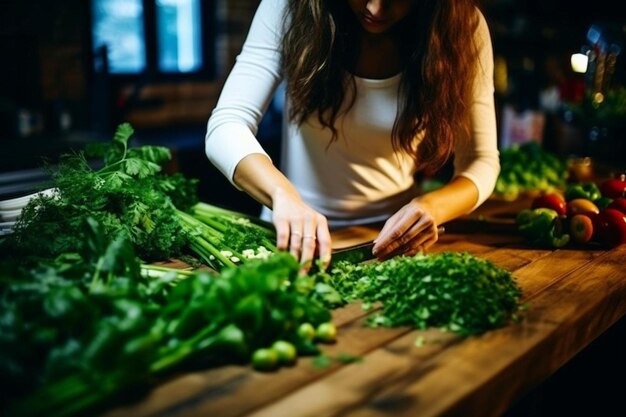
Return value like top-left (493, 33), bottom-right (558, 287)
top-left (0, 218), bottom-right (330, 417)
top-left (321, 252), bottom-right (524, 336)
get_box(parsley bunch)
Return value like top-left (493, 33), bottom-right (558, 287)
top-left (8, 123), bottom-right (198, 261)
top-left (327, 252), bottom-right (523, 336)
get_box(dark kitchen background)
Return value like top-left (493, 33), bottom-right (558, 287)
top-left (1, 0), bottom-right (625, 215)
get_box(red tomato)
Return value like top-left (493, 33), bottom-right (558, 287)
top-left (532, 193), bottom-right (567, 216)
top-left (569, 214), bottom-right (594, 244)
top-left (594, 208), bottom-right (626, 248)
top-left (599, 174), bottom-right (626, 199)
top-left (566, 198), bottom-right (600, 217)
top-left (607, 197), bottom-right (626, 216)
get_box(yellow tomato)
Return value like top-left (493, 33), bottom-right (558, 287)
top-left (566, 198), bottom-right (599, 217)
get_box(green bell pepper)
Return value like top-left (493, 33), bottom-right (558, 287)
top-left (593, 196), bottom-right (613, 210)
top-left (564, 182), bottom-right (601, 202)
top-left (516, 208), bottom-right (570, 248)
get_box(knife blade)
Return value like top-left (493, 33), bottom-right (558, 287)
top-left (330, 225), bottom-right (445, 266)
top-left (331, 240), bottom-right (376, 265)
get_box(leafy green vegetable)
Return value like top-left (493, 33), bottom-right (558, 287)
top-left (3, 122), bottom-right (278, 268)
top-left (7, 123), bottom-right (198, 261)
top-left (318, 252), bottom-right (523, 336)
top-left (177, 202), bottom-right (277, 271)
top-left (516, 208), bottom-right (570, 248)
top-left (564, 182), bottom-right (601, 202)
top-left (1, 218), bottom-right (332, 417)
top-left (494, 142), bottom-right (568, 201)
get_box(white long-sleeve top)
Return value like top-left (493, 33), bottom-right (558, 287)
top-left (206, 0), bottom-right (500, 228)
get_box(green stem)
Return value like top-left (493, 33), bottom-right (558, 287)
top-left (95, 158), bottom-right (127, 176)
top-left (192, 213), bottom-right (228, 233)
top-left (189, 241), bottom-right (219, 270)
top-left (260, 238), bottom-right (278, 252)
top-left (178, 211), bottom-right (243, 268)
top-left (89, 256), bottom-right (105, 291)
top-left (150, 323), bottom-right (218, 373)
top-left (193, 238), bottom-right (237, 269)
top-left (141, 264), bottom-right (194, 279)
top-left (179, 211), bottom-right (222, 237)
top-left (193, 202), bottom-right (275, 234)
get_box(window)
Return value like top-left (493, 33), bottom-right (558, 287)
top-left (90, 0), bottom-right (213, 77)
top-left (156, 0), bottom-right (203, 73)
top-left (92, 0), bottom-right (146, 74)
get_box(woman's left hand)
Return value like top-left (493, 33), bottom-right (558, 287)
top-left (372, 199), bottom-right (440, 259)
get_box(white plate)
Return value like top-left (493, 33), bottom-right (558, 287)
top-left (0, 220), bottom-right (15, 233)
top-left (0, 208), bottom-right (22, 222)
top-left (0, 188), bottom-right (56, 211)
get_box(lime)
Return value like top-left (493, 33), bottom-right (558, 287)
top-left (251, 348), bottom-right (279, 372)
top-left (272, 340), bottom-right (297, 365)
top-left (316, 322), bottom-right (337, 343)
top-left (297, 322), bottom-right (316, 341)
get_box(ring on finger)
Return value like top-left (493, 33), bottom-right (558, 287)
top-left (303, 235), bottom-right (316, 241)
top-left (291, 231), bottom-right (302, 238)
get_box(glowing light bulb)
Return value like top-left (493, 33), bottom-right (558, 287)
top-left (571, 53), bottom-right (589, 73)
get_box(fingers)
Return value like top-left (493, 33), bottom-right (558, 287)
top-left (298, 214), bottom-right (332, 273)
top-left (375, 218), bottom-right (434, 259)
top-left (372, 199), bottom-right (444, 260)
top-left (316, 219), bottom-right (332, 270)
top-left (299, 220), bottom-right (317, 271)
top-left (273, 210), bottom-right (331, 273)
top-left (373, 202), bottom-right (424, 254)
top-left (375, 216), bottom-right (443, 260)
top-left (288, 219), bottom-right (304, 261)
top-left (274, 217), bottom-right (291, 251)
top-left (393, 230), bottom-right (438, 258)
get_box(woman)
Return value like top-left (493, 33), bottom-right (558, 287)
top-left (206, 0), bottom-right (500, 270)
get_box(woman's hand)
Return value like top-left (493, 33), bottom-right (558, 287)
top-left (372, 199), bottom-right (440, 259)
top-left (272, 188), bottom-right (332, 272)
top-left (232, 154), bottom-right (332, 272)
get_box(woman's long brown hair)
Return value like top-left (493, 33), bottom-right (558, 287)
top-left (281, 0), bottom-right (482, 174)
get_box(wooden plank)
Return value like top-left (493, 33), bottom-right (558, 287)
top-left (246, 328), bottom-right (462, 417)
top-left (509, 246), bottom-right (605, 300)
top-left (244, 246), bottom-right (626, 417)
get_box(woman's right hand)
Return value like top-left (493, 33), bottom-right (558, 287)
top-left (271, 188), bottom-right (332, 272)
top-left (232, 154), bottom-right (331, 271)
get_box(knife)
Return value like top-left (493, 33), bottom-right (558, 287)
top-left (330, 225), bottom-right (445, 265)
top-left (330, 240), bottom-right (377, 265)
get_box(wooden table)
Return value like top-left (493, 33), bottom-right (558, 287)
top-left (103, 197), bottom-right (626, 417)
